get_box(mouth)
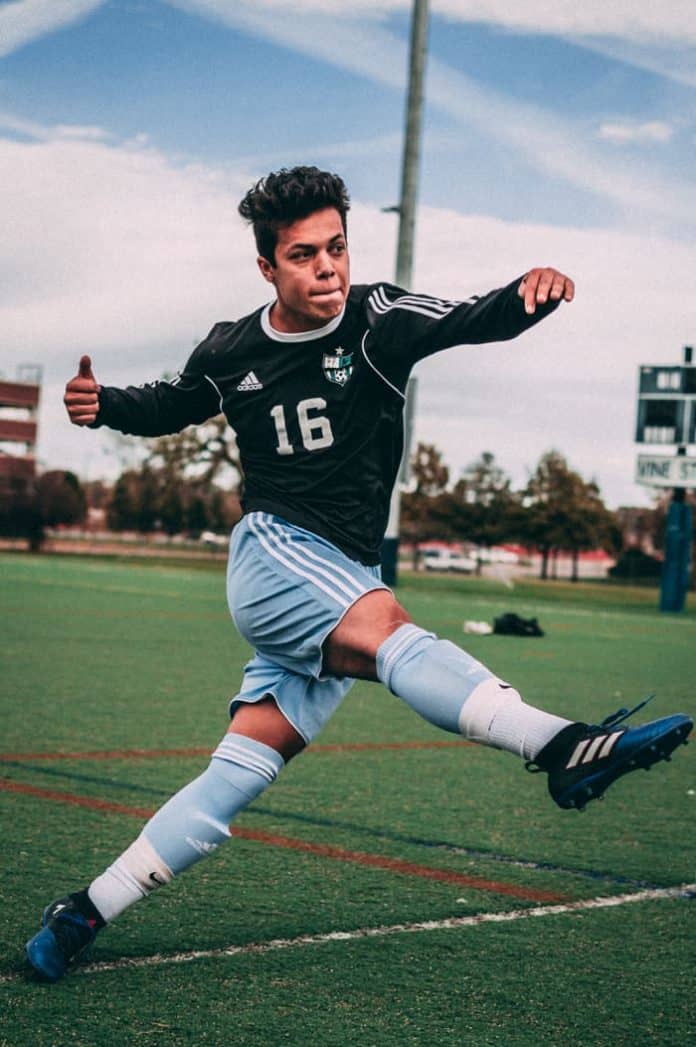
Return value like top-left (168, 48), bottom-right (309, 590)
top-left (311, 288), bottom-right (343, 299)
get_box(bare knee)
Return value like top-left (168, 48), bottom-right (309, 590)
top-left (229, 695), bottom-right (306, 761)
top-left (323, 589), bottom-right (412, 679)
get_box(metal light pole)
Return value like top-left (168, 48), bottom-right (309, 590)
top-left (660, 344), bottom-right (694, 612)
top-left (380, 0), bottom-right (430, 586)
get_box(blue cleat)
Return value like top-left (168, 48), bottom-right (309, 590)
top-left (26, 896), bottom-right (98, 981)
top-left (527, 697), bottom-right (693, 810)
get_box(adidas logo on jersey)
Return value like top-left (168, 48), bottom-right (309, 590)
top-left (237, 371), bottom-right (263, 391)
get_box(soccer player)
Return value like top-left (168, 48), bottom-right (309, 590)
top-left (27, 166), bottom-right (692, 981)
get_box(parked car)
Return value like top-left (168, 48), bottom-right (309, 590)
top-left (200, 530), bottom-right (229, 549)
top-left (472, 546), bottom-right (520, 564)
top-left (421, 548), bottom-right (476, 573)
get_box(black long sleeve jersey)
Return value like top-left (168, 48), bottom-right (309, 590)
top-left (95, 278), bottom-right (558, 565)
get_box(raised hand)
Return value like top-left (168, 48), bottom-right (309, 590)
top-left (518, 268), bottom-right (575, 315)
top-left (64, 355), bottom-right (100, 426)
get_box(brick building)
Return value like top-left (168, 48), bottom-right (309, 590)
top-left (0, 370), bottom-right (42, 488)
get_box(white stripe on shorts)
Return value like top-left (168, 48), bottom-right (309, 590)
top-left (263, 515), bottom-right (369, 600)
top-left (248, 514), bottom-right (364, 608)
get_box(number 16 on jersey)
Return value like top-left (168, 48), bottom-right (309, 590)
top-left (270, 398), bottom-right (335, 455)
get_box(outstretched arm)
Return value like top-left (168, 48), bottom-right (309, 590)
top-left (364, 267), bottom-right (576, 392)
top-left (63, 349), bottom-right (221, 438)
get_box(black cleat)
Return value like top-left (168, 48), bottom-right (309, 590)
top-left (527, 696), bottom-right (692, 810)
top-left (26, 895), bottom-right (99, 981)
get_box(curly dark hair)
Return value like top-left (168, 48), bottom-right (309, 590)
top-left (238, 166), bottom-right (350, 263)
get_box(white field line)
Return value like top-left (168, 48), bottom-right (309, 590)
top-left (10, 883), bottom-right (693, 983)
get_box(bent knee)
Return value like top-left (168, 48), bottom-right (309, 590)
top-left (230, 695), bottom-right (306, 761)
top-left (323, 590), bottom-right (412, 678)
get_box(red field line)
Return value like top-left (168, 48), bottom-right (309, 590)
top-left (0, 747), bottom-right (211, 762)
top-left (313, 740), bottom-right (475, 753)
top-left (232, 827), bottom-right (565, 902)
top-left (0, 740), bottom-right (474, 762)
top-left (0, 778), bottom-right (564, 903)
top-left (0, 779), bottom-right (155, 819)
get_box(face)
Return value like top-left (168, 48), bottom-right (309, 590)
top-left (257, 207), bottom-right (350, 333)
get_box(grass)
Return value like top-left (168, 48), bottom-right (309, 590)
top-left (1, 553), bottom-right (694, 1046)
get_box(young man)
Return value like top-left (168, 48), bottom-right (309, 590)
top-left (27, 166), bottom-right (692, 981)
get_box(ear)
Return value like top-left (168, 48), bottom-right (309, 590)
top-left (257, 255), bottom-right (275, 284)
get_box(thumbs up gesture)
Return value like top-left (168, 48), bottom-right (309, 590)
top-left (64, 355), bottom-right (100, 426)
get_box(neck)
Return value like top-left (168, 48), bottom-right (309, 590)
top-left (261, 302), bottom-right (345, 343)
top-left (269, 301), bottom-right (323, 334)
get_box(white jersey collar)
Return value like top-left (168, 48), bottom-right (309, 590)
top-left (260, 301), bottom-right (345, 343)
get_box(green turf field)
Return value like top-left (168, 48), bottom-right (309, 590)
top-left (1, 553), bottom-right (694, 1046)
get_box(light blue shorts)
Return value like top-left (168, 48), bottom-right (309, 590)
top-left (226, 512), bottom-right (388, 742)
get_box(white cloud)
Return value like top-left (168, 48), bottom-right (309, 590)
top-left (1, 121), bottom-right (694, 507)
top-left (0, 131), bottom-right (258, 354)
top-left (598, 121), bottom-right (675, 146)
top-left (0, 0), bottom-right (106, 58)
top-left (170, 0), bottom-right (696, 46)
top-left (407, 207), bottom-right (696, 507)
top-left (0, 122), bottom-right (263, 477)
top-left (170, 0), bottom-right (696, 92)
top-left (233, 130), bottom-right (404, 171)
top-left (166, 1), bottom-right (696, 238)
top-left (0, 109), bottom-right (113, 142)
top-left (423, 71), bottom-right (692, 232)
top-left (174, 0), bottom-right (402, 17)
top-left (5, 1), bottom-right (689, 233)
top-left (571, 36), bottom-right (696, 90)
top-left (432, 0), bottom-right (696, 46)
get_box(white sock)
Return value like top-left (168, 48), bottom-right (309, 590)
top-left (88, 833), bottom-right (173, 924)
top-left (87, 732), bottom-right (284, 923)
top-left (377, 624), bottom-right (571, 760)
top-left (458, 678), bottom-right (570, 761)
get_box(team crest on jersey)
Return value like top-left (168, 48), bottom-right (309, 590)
top-left (322, 349), bottom-right (354, 386)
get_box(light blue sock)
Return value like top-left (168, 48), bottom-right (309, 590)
top-left (376, 624), bottom-right (569, 758)
top-left (376, 623), bottom-right (493, 733)
top-left (143, 732), bottom-right (284, 872)
top-left (88, 733), bottom-right (284, 922)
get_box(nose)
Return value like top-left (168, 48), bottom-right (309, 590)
top-left (315, 250), bottom-right (335, 278)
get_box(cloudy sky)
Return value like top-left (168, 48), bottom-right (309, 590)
top-left (2, 0), bottom-right (695, 506)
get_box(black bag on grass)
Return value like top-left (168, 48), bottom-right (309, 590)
top-left (493, 613), bottom-right (544, 637)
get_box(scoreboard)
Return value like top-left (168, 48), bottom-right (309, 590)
top-left (635, 354), bottom-right (696, 446)
top-left (634, 348), bottom-right (694, 612)
top-left (635, 348), bottom-right (696, 491)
